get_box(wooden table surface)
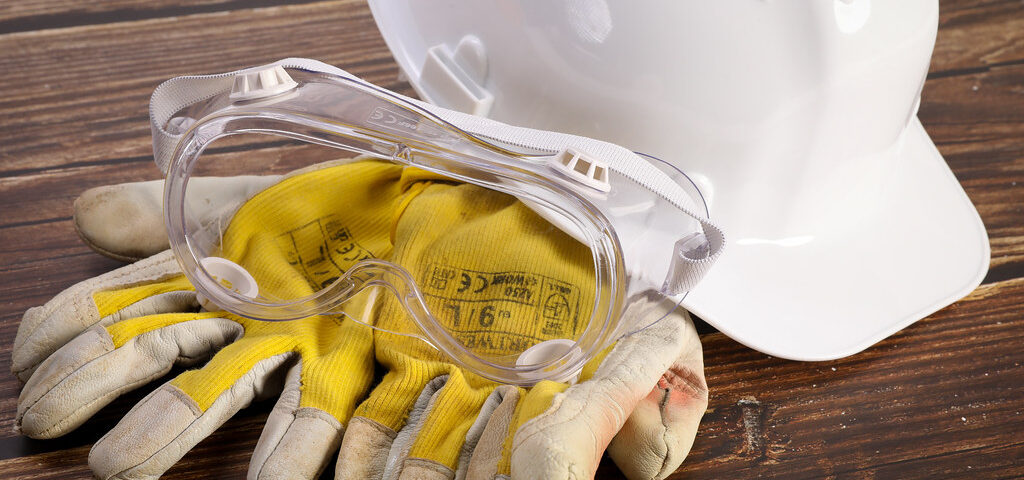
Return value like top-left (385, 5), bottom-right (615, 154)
top-left (0, 1), bottom-right (1021, 479)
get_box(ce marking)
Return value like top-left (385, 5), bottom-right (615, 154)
top-left (458, 273), bottom-right (489, 294)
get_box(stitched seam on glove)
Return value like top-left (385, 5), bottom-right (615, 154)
top-left (35, 370), bottom-right (168, 438)
top-left (164, 382), bottom-right (203, 417)
top-left (654, 383), bottom-right (674, 479)
top-left (108, 354), bottom-right (292, 479)
top-left (294, 407), bottom-right (342, 427)
top-left (17, 252), bottom-right (180, 347)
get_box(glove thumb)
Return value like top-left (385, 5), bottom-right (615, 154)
top-left (73, 159), bottom-right (372, 262)
top-left (511, 305), bottom-right (707, 480)
top-left (606, 316), bottom-right (707, 480)
top-left (74, 176), bottom-right (280, 262)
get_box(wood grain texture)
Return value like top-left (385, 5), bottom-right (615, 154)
top-left (687, 277), bottom-right (1024, 479)
top-left (931, 0), bottom-right (1024, 73)
top-left (0, 0), bottom-right (411, 177)
top-left (0, 1), bottom-right (1022, 479)
top-left (0, 0), bottom-right (326, 34)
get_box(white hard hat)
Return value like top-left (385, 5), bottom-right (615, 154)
top-left (367, 0), bottom-right (990, 360)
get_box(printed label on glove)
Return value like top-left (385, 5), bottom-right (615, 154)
top-left (276, 215), bottom-right (376, 290)
top-left (422, 263), bottom-right (582, 355)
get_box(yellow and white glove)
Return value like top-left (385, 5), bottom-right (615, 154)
top-left (13, 159), bottom-right (709, 480)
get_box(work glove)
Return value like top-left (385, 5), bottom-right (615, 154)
top-left (13, 159), bottom-right (709, 480)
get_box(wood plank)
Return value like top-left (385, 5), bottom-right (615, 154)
top-left (0, 0), bottom-right (322, 34)
top-left (677, 277), bottom-right (1024, 479)
top-left (5, 0), bottom-right (1022, 73)
top-left (0, 0), bottom-right (412, 176)
top-left (932, 0), bottom-right (1024, 73)
top-left (0, 141), bottom-right (331, 228)
top-left (0, 0), bottom-right (230, 24)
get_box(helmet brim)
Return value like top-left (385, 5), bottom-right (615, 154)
top-left (683, 117), bottom-right (990, 361)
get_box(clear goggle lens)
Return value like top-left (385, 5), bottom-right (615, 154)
top-left (163, 69), bottom-right (711, 384)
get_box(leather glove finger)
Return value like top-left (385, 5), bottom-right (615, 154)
top-left (89, 348), bottom-right (294, 480)
top-left (249, 361), bottom-right (345, 480)
top-left (13, 250), bottom-right (190, 382)
top-left (14, 248), bottom-right (249, 439)
top-left (17, 313), bottom-right (241, 439)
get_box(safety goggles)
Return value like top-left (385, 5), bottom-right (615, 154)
top-left (152, 59), bottom-right (724, 384)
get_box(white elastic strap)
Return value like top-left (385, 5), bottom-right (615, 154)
top-left (149, 58), bottom-right (354, 174)
top-left (147, 58), bottom-right (723, 295)
top-left (417, 104), bottom-right (725, 294)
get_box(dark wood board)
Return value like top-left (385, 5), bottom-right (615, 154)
top-left (0, 1), bottom-right (1022, 479)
